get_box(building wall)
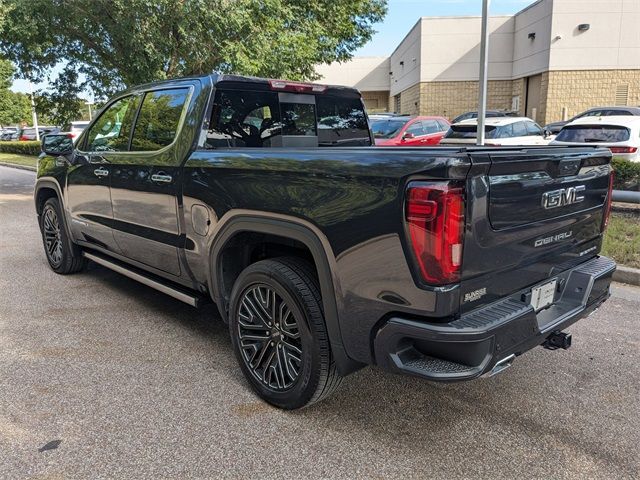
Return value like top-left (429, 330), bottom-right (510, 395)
top-left (543, 69), bottom-right (640, 124)
top-left (549, 0), bottom-right (640, 71)
top-left (420, 16), bottom-right (515, 82)
top-left (389, 20), bottom-right (422, 96)
top-left (419, 80), bottom-right (514, 118)
top-left (512, 0), bottom-right (552, 78)
top-left (361, 90), bottom-right (390, 112)
top-left (395, 84), bottom-right (421, 115)
top-left (315, 57), bottom-right (390, 92)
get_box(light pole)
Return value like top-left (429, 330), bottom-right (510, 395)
top-left (28, 81), bottom-right (40, 141)
top-left (476, 0), bottom-right (490, 146)
top-left (86, 101), bottom-right (94, 120)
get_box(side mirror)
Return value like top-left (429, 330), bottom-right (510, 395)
top-left (402, 132), bottom-right (415, 140)
top-left (543, 129), bottom-right (552, 138)
top-left (42, 134), bottom-right (74, 156)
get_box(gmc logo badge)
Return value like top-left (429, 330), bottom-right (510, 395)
top-left (541, 185), bottom-right (585, 209)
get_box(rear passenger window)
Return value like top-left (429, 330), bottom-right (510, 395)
top-left (512, 121), bottom-right (527, 137)
top-left (423, 120), bottom-right (440, 134)
top-left (131, 88), bottom-right (189, 151)
top-left (436, 119), bottom-right (449, 131)
top-left (208, 90), bottom-right (281, 148)
top-left (406, 122), bottom-right (425, 136)
top-left (85, 95), bottom-right (140, 152)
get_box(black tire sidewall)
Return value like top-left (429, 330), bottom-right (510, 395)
top-left (229, 264), bottom-right (323, 409)
top-left (40, 198), bottom-right (77, 274)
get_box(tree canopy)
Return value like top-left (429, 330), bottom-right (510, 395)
top-left (0, 0), bottom-right (387, 99)
top-left (0, 57), bottom-right (31, 125)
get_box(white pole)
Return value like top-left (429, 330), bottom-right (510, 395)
top-left (86, 101), bottom-right (93, 120)
top-left (29, 81), bottom-right (40, 141)
top-left (477, 0), bottom-right (490, 146)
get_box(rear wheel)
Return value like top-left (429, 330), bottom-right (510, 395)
top-left (39, 197), bottom-right (86, 274)
top-left (228, 257), bottom-right (342, 409)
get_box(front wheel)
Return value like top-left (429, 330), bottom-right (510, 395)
top-left (228, 257), bottom-right (342, 409)
top-left (39, 197), bottom-right (86, 274)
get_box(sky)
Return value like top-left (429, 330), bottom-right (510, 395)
top-left (11, 0), bottom-right (534, 97)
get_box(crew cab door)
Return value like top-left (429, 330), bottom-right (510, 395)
top-left (67, 94), bottom-right (141, 253)
top-left (109, 86), bottom-right (192, 277)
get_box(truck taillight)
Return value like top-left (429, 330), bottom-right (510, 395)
top-left (602, 169), bottom-right (615, 231)
top-left (405, 182), bottom-right (465, 285)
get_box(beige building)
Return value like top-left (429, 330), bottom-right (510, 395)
top-left (315, 0), bottom-right (640, 125)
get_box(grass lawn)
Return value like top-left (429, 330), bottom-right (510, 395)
top-left (603, 213), bottom-right (640, 269)
top-left (0, 152), bottom-right (37, 168)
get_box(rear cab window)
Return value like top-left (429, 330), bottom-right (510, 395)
top-left (206, 81), bottom-right (371, 148)
top-left (555, 125), bottom-right (631, 143)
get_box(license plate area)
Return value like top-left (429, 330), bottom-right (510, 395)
top-left (530, 279), bottom-right (557, 311)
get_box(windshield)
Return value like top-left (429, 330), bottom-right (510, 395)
top-left (370, 119), bottom-right (409, 139)
top-left (555, 125), bottom-right (630, 143)
top-left (444, 125), bottom-right (498, 139)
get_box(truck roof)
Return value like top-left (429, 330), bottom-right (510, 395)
top-left (117, 73), bottom-right (362, 98)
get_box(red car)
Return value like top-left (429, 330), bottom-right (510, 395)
top-left (371, 115), bottom-right (450, 146)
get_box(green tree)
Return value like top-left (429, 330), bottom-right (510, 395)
top-left (0, 57), bottom-right (31, 125)
top-left (35, 67), bottom-right (86, 126)
top-left (0, 0), bottom-right (387, 98)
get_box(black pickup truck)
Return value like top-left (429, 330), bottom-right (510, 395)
top-left (36, 73), bottom-right (616, 409)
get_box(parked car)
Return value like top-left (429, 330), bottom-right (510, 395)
top-left (372, 115), bottom-right (450, 146)
top-left (20, 126), bottom-right (60, 141)
top-left (0, 127), bottom-right (18, 141)
top-left (35, 73), bottom-right (615, 410)
top-left (451, 110), bottom-right (517, 124)
top-left (544, 106), bottom-right (640, 134)
top-left (63, 120), bottom-right (90, 140)
top-left (368, 112), bottom-right (404, 120)
top-left (440, 117), bottom-right (551, 146)
top-left (550, 116), bottom-right (640, 162)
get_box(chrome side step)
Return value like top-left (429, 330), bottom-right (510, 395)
top-left (83, 252), bottom-right (202, 307)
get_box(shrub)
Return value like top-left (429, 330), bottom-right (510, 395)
top-left (0, 141), bottom-right (41, 156)
top-left (611, 157), bottom-right (640, 191)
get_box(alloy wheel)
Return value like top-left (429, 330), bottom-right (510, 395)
top-left (43, 206), bottom-right (63, 267)
top-left (236, 284), bottom-right (303, 391)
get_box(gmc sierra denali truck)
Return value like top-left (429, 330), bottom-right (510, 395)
top-left (36, 73), bottom-right (616, 409)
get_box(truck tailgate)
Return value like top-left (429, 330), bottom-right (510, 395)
top-left (459, 147), bottom-right (612, 313)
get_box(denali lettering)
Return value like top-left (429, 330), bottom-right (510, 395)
top-left (541, 185), bottom-right (586, 209)
top-left (534, 231), bottom-right (573, 247)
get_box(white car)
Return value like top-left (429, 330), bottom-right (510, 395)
top-left (440, 117), bottom-right (551, 146)
top-left (63, 120), bottom-right (90, 141)
top-left (550, 116), bottom-right (640, 162)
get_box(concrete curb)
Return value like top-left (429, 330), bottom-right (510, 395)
top-left (0, 161), bottom-right (36, 172)
top-left (613, 265), bottom-right (640, 287)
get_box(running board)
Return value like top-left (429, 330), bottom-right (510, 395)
top-left (83, 252), bottom-right (203, 307)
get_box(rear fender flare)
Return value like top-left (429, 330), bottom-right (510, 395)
top-left (207, 210), bottom-right (361, 375)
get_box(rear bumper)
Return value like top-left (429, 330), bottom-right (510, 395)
top-left (374, 256), bottom-right (616, 381)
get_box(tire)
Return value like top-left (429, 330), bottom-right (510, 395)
top-left (39, 197), bottom-right (86, 274)
top-left (228, 257), bottom-right (342, 409)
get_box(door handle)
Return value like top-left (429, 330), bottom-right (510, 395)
top-left (151, 173), bottom-right (173, 184)
top-left (93, 167), bottom-right (109, 177)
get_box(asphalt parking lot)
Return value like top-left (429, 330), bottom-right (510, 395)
top-left (1, 165), bottom-right (639, 479)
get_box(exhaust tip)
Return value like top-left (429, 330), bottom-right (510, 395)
top-left (484, 354), bottom-right (516, 378)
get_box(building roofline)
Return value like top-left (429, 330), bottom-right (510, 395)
top-left (389, 17), bottom-right (422, 58)
top-left (514, 0), bottom-right (545, 17)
